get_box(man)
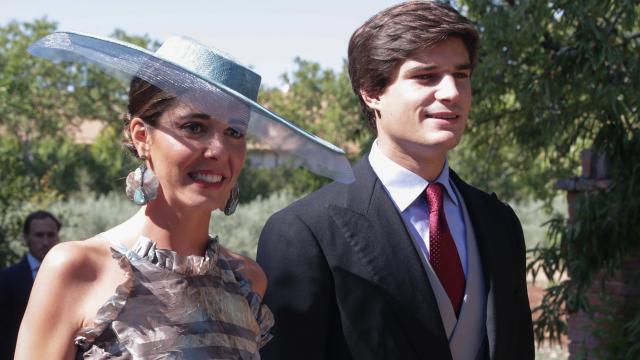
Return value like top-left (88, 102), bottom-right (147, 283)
top-left (258, 2), bottom-right (534, 359)
top-left (0, 210), bottom-right (61, 359)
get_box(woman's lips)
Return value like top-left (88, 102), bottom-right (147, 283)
top-left (188, 171), bottom-right (225, 188)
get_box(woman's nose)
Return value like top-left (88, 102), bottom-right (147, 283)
top-left (203, 135), bottom-right (227, 159)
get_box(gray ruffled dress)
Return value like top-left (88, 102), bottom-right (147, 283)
top-left (74, 236), bottom-right (273, 359)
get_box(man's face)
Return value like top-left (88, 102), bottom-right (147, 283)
top-left (366, 37), bottom-right (472, 164)
top-left (24, 218), bottom-right (59, 261)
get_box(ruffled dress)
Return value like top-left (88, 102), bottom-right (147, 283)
top-left (74, 236), bottom-right (273, 359)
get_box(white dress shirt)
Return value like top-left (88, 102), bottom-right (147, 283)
top-left (368, 140), bottom-right (468, 277)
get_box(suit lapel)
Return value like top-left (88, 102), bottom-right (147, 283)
top-left (328, 159), bottom-right (450, 359)
top-left (19, 257), bottom-right (35, 298)
top-left (450, 171), bottom-right (513, 358)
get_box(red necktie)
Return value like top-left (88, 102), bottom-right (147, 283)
top-left (426, 183), bottom-right (465, 316)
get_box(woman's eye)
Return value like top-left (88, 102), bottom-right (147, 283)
top-left (224, 127), bottom-right (245, 139)
top-left (180, 123), bottom-right (205, 134)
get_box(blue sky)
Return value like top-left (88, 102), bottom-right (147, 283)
top-left (2, 0), bottom-right (401, 87)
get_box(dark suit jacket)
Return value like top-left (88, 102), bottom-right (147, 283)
top-left (0, 257), bottom-right (34, 360)
top-left (257, 158), bottom-right (534, 360)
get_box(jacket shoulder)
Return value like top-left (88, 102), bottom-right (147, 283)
top-left (0, 257), bottom-right (29, 278)
top-left (451, 171), bottom-right (514, 211)
top-left (277, 181), bottom-right (350, 216)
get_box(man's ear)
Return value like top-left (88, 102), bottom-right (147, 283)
top-left (130, 118), bottom-right (150, 157)
top-left (360, 90), bottom-right (381, 111)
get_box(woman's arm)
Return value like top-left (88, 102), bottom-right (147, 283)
top-left (14, 241), bottom-right (95, 360)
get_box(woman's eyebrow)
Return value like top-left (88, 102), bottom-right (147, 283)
top-left (177, 113), bottom-right (212, 121)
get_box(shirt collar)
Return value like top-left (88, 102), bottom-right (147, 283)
top-left (368, 140), bottom-right (459, 211)
top-left (26, 252), bottom-right (41, 272)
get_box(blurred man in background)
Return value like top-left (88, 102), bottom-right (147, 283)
top-left (0, 210), bottom-right (61, 359)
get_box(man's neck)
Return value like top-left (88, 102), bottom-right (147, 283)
top-left (376, 139), bottom-right (447, 181)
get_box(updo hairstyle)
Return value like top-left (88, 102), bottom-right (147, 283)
top-left (122, 77), bottom-right (176, 158)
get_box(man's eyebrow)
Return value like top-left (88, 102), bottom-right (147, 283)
top-left (406, 63), bottom-right (473, 73)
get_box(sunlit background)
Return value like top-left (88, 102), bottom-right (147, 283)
top-left (1, 0), bottom-right (400, 87)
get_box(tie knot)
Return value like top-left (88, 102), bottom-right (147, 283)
top-left (426, 182), bottom-right (444, 214)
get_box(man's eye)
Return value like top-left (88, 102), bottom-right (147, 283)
top-left (454, 72), bottom-right (470, 79)
top-left (415, 74), bottom-right (436, 81)
top-left (181, 123), bottom-right (205, 134)
top-left (225, 127), bottom-right (245, 139)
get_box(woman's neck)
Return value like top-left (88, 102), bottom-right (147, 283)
top-left (141, 201), bottom-right (211, 256)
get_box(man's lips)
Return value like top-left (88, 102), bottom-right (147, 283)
top-left (425, 112), bottom-right (459, 120)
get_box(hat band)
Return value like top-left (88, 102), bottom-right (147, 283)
top-left (156, 36), bottom-right (261, 101)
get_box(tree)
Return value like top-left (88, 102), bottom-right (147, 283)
top-left (458, 0), bottom-right (640, 356)
top-left (259, 58), bottom-right (370, 160)
top-left (0, 19), bottom-right (157, 265)
top-left (239, 58), bottom-right (371, 202)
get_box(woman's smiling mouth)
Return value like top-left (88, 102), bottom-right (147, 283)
top-left (189, 171), bottom-right (225, 187)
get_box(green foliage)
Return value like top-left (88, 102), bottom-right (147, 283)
top-left (237, 165), bottom-right (329, 203)
top-left (43, 190), bottom-right (295, 259)
top-left (211, 191), bottom-right (298, 258)
top-left (589, 290), bottom-right (640, 359)
top-left (457, 0), bottom-right (639, 203)
top-left (510, 196), bottom-right (566, 249)
top-left (259, 58), bottom-right (371, 160)
top-left (528, 127), bottom-right (640, 355)
top-left (462, 1), bottom-right (640, 356)
top-left (49, 192), bottom-right (137, 241)
top-left (86, 125), bottom-right (137, 194)
top-left (0, 19), bottom-right (156, 264)
top-left (0, 137), bottom-right (60, 266)
top-left (248, 58), bottom-right (369, 199)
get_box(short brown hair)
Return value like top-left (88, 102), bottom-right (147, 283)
top-left (348, 1), bottom-right (479, 129)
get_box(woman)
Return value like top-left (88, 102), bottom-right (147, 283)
top-left (15, 32), bottom-right (353, 359)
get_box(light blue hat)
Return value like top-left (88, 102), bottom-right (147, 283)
top-left (28, 31), bottom-right (355, 184)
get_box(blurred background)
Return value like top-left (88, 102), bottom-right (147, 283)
top-left (1, 1), bottom-right (638, 359)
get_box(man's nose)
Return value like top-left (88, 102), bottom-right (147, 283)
top-left (435, 75), bottom-right (460, 102)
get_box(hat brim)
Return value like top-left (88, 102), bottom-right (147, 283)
top-left (29, 31), bottom-right (355, 184)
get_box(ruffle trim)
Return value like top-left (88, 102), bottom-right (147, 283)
top-left (217, 251), bottom-right (274, 348)
top-left (129, 235), bottom-right (219, 276)
top-left (74, 236), bottom-right (273, 352)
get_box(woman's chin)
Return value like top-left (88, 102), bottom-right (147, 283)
top-left (163, 194), bottom-right (224, 214)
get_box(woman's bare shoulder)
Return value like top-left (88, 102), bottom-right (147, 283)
top-left (15, 236), bottom-right (114, 359)
top-left (219, 246), bottom-right (267, 297)
top-left (41, 236), bottom-right (111, 280)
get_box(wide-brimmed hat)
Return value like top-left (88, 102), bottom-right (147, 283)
top-left (28, 31), bottom-right (354, 183)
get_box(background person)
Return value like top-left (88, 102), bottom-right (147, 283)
top-left (0, 210), bottom-right (61, 360)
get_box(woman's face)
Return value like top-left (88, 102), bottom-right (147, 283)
top-left (140, 100), bottom-right (247, 213)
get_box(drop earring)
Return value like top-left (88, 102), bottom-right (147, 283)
top-left (223, 183), bottom-right (240, 216)
top-left (125, 156), bottom-right (159, 205)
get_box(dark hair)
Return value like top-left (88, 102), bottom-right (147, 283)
top-left (347, 1), bottom-right (480, 129)
top-left (122, 77), bottom-right (176, 157)
top-left (23, 211), bottom-right (61, 234)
